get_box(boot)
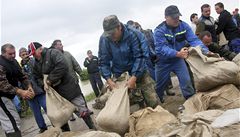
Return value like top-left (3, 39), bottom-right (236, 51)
top-left (61, 123), bottom-right (70, 132)
top-left (5, 130), bottom-right (22, 137)
top-left (81, 112), bottom-right (97, 130)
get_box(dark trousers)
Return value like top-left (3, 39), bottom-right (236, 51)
top-left (89, 72), bottom-right (104, 97)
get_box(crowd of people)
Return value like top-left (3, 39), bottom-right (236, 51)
top-left (0, 2), bottom-right (239, 137)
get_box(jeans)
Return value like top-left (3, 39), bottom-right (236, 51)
top-left (229, 38), bottom-right (240, 54)
top-left (89, 72), bottom-right (104, 97)
top-left (27, 94), bottom-right (47, 129)
top-left (12, 96), bottom-right (21, 113)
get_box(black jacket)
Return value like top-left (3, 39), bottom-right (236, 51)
top-left (33, 48), bottom-right (81, 101)
top-left (0, 56), bottom-right (28, 99)
top-left (216, 10), bottom-right (240, 41)
top-left (208, 42), bottom-right (236, 61)
top-left (84, 56), bottom-right (99, 74)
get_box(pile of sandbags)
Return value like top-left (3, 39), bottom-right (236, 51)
top-left (186, 46), bottom-right (240, 92)
top-left (96, 75), bottom-right (130, 135)
top-left (176, 84), bottom-right (240, 137)
top-left (125, 105), bottom-right (179, 137)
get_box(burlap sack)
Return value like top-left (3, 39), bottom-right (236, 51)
top-left (183, 84), bottom-right (240, 116)
top-left (96, 78), bottom-right (130, 135)
top-left (125, 105), bottom-right (178, 137)
top-left (77, 131), bottom-right (121, 137)
top-left (232, 53), bottom-right (240, 67)
top-left (44, 75), bottom-right (76, 127)
top-left (186, 46), bottom-right (240, 91)
top-left (35, 127), bottom-right (61, 137)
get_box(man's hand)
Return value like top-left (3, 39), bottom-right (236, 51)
top-left (126, 76), bottom-right (137, 89)
top-left (16, 88), bottom-right (35, 100)
top-left (176, 47), bottom-right (189, 59)
top-left (44, 80), bottom-right (51, 91)
top-left (107, 78), bottom-right (118, 90)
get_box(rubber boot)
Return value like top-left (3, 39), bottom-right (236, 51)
top-left (61, 123), bottom-right (70, 132)
top-left (82, 114), bottom-right (97, 130)
top-left (5, 130), bottom-right (22, 137)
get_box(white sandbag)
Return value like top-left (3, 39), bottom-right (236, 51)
top-left (186, 46), bottom-right (240, 91)
top-left (211, 108), bottom-right (240, 128)
top-left (96, 79), bottom-right (130, 135)
top-left (44, 75), bottom-right (76, 127)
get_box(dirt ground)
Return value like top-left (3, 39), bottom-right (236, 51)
top-left (0, 76), bottom-right (184, 137)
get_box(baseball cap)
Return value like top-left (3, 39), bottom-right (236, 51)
top-left (28, 42), bottom-right (42, 56)
top-left (165, 5), bottom-right (182, 18)
top-left (102, 15), bottom-right (120, 37)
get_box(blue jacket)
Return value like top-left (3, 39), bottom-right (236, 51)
top-left (98, 24), bottom-right (149, 80)
top-left (154, 21), bottom-right (208, 61)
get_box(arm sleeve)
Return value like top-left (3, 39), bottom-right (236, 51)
top-left (154, 28), bottom-right (178, 58)
top-left (0, 65), bottom-right (17, 94)
top-left (130, 31), bottom-right (149, 78)
top-left (195, 22), bottom-right (205, 35)
top-left (84, 58), bottom-right (90, 67)
top-left (98, 37), bottom-right (112, 80)
top-left (216, 14), bottom-right (226, 35)
top-left (70, 53), bottom-right (82, 76)
top-left (48, 50), bottom-right (68, 84)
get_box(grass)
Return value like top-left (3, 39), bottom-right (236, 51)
top-left (85, 92), bottom-right (96, 102)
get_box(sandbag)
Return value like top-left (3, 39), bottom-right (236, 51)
top-left (77, 131), bottom-right (121, 137)
top-left (233, 53), bottom-right (240, 67)
top-left (44, 75), bottom-right (76, 127)
top-left (35, 127), bottom-right (61, 137)
top-left (186, 46), bottom-right (240, 91)
top-left (211, 108), bottom-right (240, 128)
top-left (96, 77), bottom-right (130, 135)
top-left (183, 84), bottom-right (240, 116)
top-left (125, 105), bottom-right (178, 137)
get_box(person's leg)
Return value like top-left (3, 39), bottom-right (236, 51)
top-left (173, 59), bottom-right (195, 99)
top-left (12, 96), bottom-right (21, 114)
top-left (146, 58), bottom-right (156, 81)
top-left (0, 97), bottom-right (21, 137)
top-left (27, 96), bottom-right (47, 131)
top-left (89, 74), bottom-right (100, 97)
top-left (71, 95), bottom-right (96, 130)
top-left (229, 38), bottom-right (240, 54)
top-left (137, 72), bottom-right (159, 108)
top-left (95, 72), bottom-right (104, 96)
top-left (155, 62), bottom-right (172, 102)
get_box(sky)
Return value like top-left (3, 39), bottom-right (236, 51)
top-left (1, 0), bottom-right (239, 66)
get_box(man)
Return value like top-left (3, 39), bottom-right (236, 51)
top-left (215, 2), bottom-right (240, 53)
top-left (28, 42), bottom-right (96, 131)
top-left (98, 15), bottom-right (159, 108)
top-left (50, 40), bottom-right (93, 121)
top-left (154, 5), bottom-right (209, 102)
top-left (190, 13), bottom-right (198, 34)
top-left (50, 40), bottom-right (83, 85)
top-left (199, 31), bottom-right (237, 61)
top-left (0, 44), bottom-right (35, 137)
top-left (196, 4), bottom-right (218, 43)
top-left (19, 47), bottom-right (47, 133)
top-left (233, 8), bottom-right (240, 28)
top-left (84, 50), bottom-right (104, 97)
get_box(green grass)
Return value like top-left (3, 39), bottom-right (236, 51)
top-left (85, 92), bottom-right (96, 102)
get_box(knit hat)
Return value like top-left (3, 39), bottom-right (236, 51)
top-left (28, 42), bottom-right (42, 56)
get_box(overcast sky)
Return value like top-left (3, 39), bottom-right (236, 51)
top-left (1, 0), bottom-right (239, 66)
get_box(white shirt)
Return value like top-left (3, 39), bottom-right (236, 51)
top-left (191, 22), bottom-right (196, 34)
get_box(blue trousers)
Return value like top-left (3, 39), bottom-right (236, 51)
top-left (89, 72), bottom-right (104, 97)
top-left (12, 96), bottom-right (21, 113)
top-left (229, 38), bottom-right (240, 54)
top-left (155, 59), bottom-right (195, 100)
top-left (27, 94), bottom-right (47, 129)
